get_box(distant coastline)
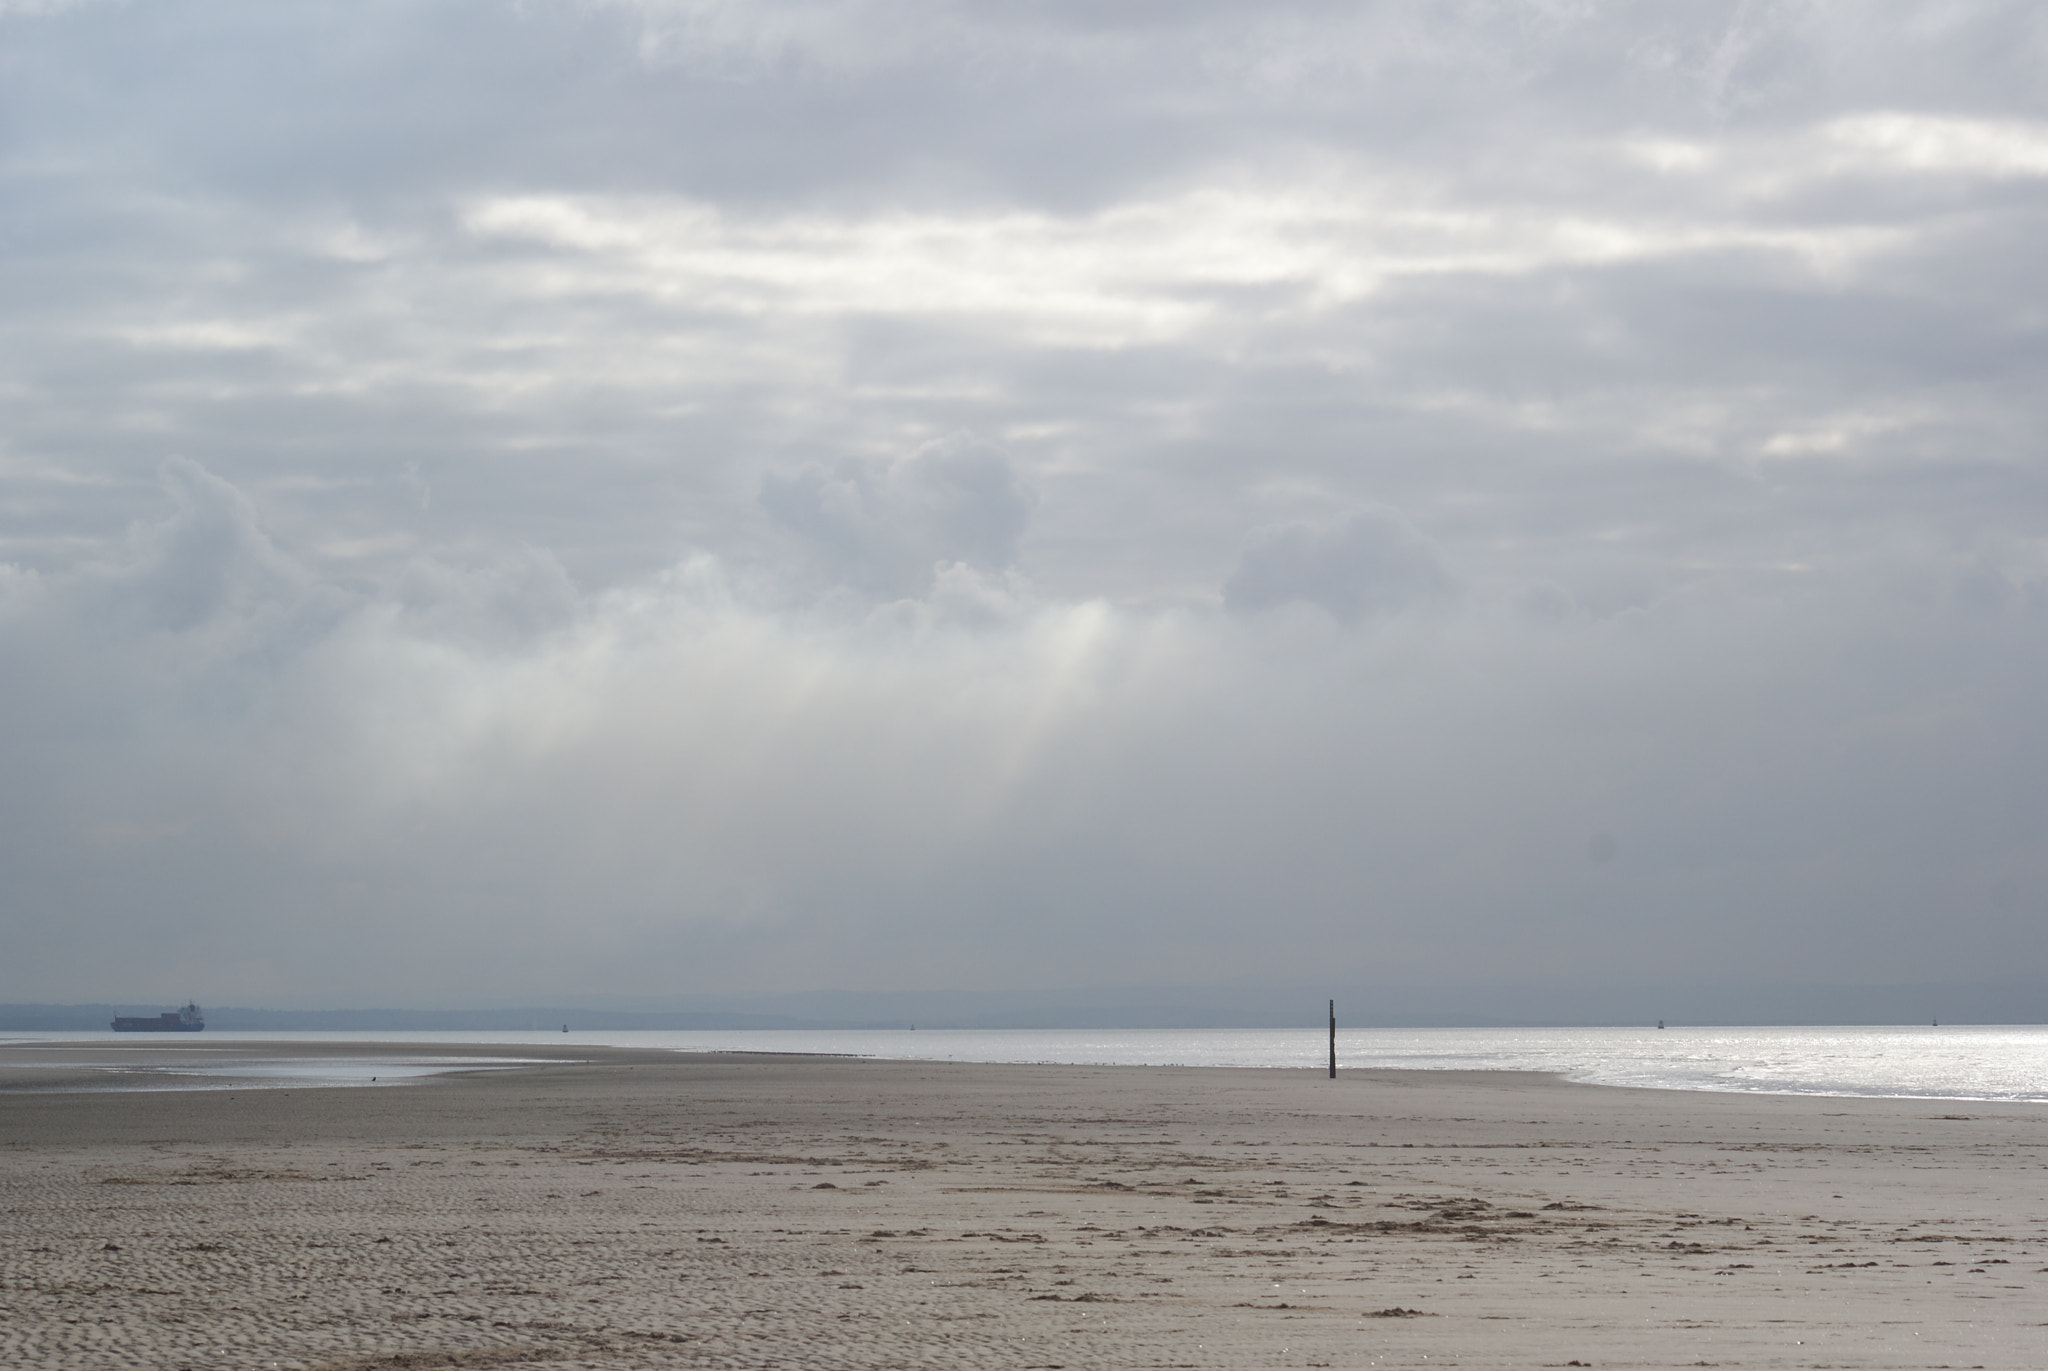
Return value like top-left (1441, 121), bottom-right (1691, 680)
top-left (5, 979), bottom-right (2043, 1033)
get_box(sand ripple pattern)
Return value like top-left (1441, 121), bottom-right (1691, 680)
top-left (2, 1051), bottom-right (2044, 1369)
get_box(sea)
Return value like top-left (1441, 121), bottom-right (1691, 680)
top-left (4, 1024), bottom-right (2046, 1103)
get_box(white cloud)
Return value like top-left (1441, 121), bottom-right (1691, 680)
top-left (460, 172), bottom-right (1921, 354)
top-left (1827, 112), bottom-right (2048, 179)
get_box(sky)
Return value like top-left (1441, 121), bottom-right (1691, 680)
top-left (2, 0), bottom-right (2046, 1012)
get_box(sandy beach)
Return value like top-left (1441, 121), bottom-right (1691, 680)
top-left (1, 1043), bottom-right (2043, 1370)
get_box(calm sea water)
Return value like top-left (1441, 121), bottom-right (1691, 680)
top-left (6, 1025), bottom-right (2045, 1102)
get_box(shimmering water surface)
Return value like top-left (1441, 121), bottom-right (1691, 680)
top-left (5, 1025), bottom-right (2043, 1101)
top-left (0, 1050), bottom-right (553, 1092)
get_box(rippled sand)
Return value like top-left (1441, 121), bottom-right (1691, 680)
top-left (1, 1042), bottom-right (2043, 1369)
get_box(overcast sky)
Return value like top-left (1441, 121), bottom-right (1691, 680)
top-left (3, 0), bottom-right (2046, 1010)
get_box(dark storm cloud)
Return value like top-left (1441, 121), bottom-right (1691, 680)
top-left (2, 0), bottom-right (2046, 1006)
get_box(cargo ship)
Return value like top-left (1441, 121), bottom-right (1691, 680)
top-left (111, 1003), bottom-right (205, 1032)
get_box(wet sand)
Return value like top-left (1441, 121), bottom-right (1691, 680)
top-left (1, 1041), bottom-right (2044, 1369)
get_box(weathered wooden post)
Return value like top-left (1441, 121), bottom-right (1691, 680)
top-left (1328, 999), bottom-right (1336, 1078)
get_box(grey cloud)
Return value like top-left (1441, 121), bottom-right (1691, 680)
top-left (4, 0), bottom-right (2048, 1010)
top-left (760, 436), bottom-right (1033, 598)
top-left (1, 461), bottom-right (2045, 1005)
top-left (395, 547), bottom-right (581, 647)
top-left (117, 458), bottom-right (300, 633)
top-left (7, 518), bottom-right (2046, 1004)
top-left (1224, 510), bottom-right (1454, 620)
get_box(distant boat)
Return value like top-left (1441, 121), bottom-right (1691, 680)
top-left (112, 1003), bottom-right (205, 1033)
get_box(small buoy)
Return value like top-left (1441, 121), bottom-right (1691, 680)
top-left (1657, 1020), bottom-right (1664, 1030)
top-left (562, 1023), bottom-right (568, 1033)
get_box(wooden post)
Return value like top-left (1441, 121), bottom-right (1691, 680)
top-left (1328, 999), bottom-right (1336, 1078)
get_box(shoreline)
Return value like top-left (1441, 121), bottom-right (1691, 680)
top-left (4, 1032), bottom-right (2048, 1107)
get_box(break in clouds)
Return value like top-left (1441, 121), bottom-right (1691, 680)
top-left (2, 0), bottom-right (2046, 1008)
